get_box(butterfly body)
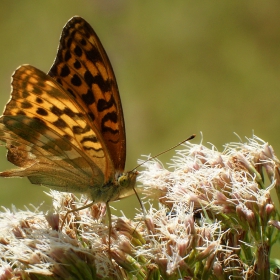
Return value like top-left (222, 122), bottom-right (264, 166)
top-left (0, 17), bottom-right (137, 206)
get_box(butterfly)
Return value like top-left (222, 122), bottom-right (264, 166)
top-left (0, 16), bottom-right (138, 229)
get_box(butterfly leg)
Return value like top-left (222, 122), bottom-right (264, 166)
top-left (106, 202), bottom-right (113, 254)
top-left (132, 187), bottom-right (155, 242)
top-left (60, 201), bottom-right (95, 230)
top-left (133, 187), bottom-right (146, 216)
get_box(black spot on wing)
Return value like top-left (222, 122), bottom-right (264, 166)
top-left (65, 50), bottom-right (71, 62)
top-left (67, 88), bottom-right (75, 98)
top-left (63, 134), bottom-right (72, 141)
top-left (36, 108), bottom-right (48, 116)
top-left (74, 45), bottom-right (82, 57)
top-left (97, 95), bottom-right (115, 112)
top-left (101, 112), bottom-right (119, 134)
top-left (73, 126), bottom-right (83, 134)
top-left (81, 136), bottom-right (98, 144)
top-left (71, 74), bottom-right (82, 86)
top-left (53, 118), bottom-right (67, 128)
top-left (51, 106), bottom-right (63, 117)
top-left (85, 46), bottom-right (103, 63)
top-left (73, 60), bottom-right (81, 69)
top-left (21, 101), bottom-right (32, 109)
top-left (84, 71), bottom-right (111, 93)
top-left (84, 70), bottom-right (95, 87)
top-left (88, 112), bottom-right (95, 122)
top-left (36, 97), bottom-right (43, 104)
top-left (81, 89), bottom-right (95, 105)
top-left (22, 90), bottom-right (30, 99)
top-left (17, 110), bottom-right (26, 115)
top-left (73, 124), bottom-right (91, 135)
top-left (60, 65), bottom-right (70, 77)
top-left (33, 117), bottom-right (46, 126)
top-left (63, 107), bottom-right (76, 118)
top-left (80, 38), bottom-right (87, 46)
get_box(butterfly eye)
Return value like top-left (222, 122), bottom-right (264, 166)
top-left (118, 174), bottom-right (129, 187)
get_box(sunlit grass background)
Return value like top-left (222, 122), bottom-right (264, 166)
top-left (0, 1), bottom-right (280, 256)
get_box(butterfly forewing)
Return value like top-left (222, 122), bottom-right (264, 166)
top-left (48, 16), bottom-right (126, 172)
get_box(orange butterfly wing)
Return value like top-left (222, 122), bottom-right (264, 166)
top-left (48, 16), bottom-right (126, 172)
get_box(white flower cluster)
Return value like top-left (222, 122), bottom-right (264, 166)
top-left (0, 135), bottom-right (279, 279)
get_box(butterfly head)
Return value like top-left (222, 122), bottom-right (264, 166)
top-left (116, 170), bottom-right (138, 199)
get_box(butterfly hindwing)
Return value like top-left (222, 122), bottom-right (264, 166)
top-left (0, 115), bottom-right (104, 192)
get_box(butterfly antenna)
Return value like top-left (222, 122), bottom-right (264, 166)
top-left (132, 134), bottom-right (196, 171)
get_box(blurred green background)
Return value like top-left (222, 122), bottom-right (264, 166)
top-left (0, 0), bottom-right (280, 240)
